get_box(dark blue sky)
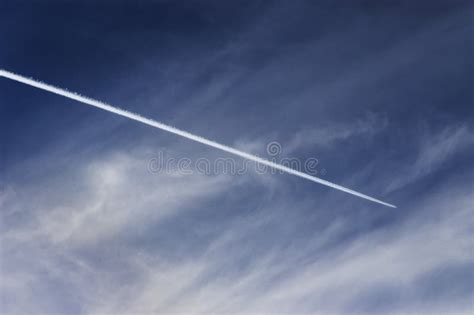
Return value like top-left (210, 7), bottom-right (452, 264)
top-left (1, 1), bottom-right (473, 314)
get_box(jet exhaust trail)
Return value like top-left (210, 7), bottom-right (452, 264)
top-left (0, 69), bottom-right (396, 208)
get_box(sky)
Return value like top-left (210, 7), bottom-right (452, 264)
top-left (1, 0), bottom-right (473, 314)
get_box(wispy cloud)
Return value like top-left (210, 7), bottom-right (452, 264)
top-left (285, 112), bottom-right (388, 153)
top-left (2, 152), bottom-right (233, 246)
top-left (1, 144), bottom-right (472, 314)
top-left (386, 124), bottom-right (472, 193)
top-left (90, 174), bottom-right (473, 315)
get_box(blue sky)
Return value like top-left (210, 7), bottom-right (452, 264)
top-left (1, 1), bottom-right (473, 314)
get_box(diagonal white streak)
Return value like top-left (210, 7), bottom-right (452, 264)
top-left (0, 69), bottom-right (396, 208)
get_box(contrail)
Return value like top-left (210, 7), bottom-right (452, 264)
top-left (0, 69), bottom-right (396, 208)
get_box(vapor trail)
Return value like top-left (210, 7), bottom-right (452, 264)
top-left (0, 69), bottom-right (396, 208)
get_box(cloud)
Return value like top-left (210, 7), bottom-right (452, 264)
top-left (86, 167), bottom-right (473, 315)
top-left (386, 124), bottom-right (472, 193)
top-left (2, 151), bottom-right (235, 247)
top-left (100, 172), bottom-right (474, 314)
top-left (285, 112), bottom-right (388, 153)
top-left (2, 143), bottom-right (471, 314)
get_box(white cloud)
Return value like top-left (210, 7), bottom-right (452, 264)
top-left (1, 133), bottom-right (472, 315)
top-left (285, 112), bottom-right (388, 153)
top-left (2, 151), bottom-right (236, 247)
top-left (386, 124), bottom-right (472, 193)
top-left (2, 145), bottom-right (466, 314)
top-left (77, 174), bottom-right (474, 315)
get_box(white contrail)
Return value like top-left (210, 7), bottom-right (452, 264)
top-left (0, 69), bottom-right (396, 208)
